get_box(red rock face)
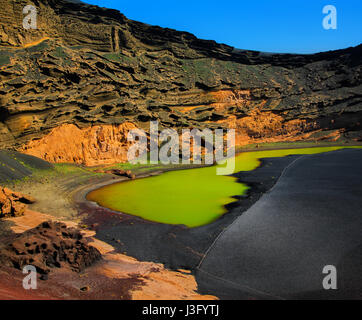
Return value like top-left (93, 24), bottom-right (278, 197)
top-left (0, 187), bottom-right (35, 218)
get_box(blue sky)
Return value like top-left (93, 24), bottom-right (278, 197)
top-left (85, 0), bottom-right (362, 53)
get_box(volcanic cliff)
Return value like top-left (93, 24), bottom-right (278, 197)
top-left (0, 0), bottom-right (361, 165)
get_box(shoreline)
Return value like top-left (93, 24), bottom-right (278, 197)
top-left (76, 153), bottom-right (305, 273)
top-left (76, 144), bottom-right (362, 228)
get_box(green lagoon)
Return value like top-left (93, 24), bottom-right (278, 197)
top-left (87, 146), bottom-right (358, 227)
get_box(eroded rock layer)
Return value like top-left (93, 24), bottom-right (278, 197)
top-left (0, 0), bottom-right (361, 164)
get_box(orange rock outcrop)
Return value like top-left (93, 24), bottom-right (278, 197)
top-left (21, 122), bottom-right (138, 166)
top-left (222, 108), bottom-right (318, 146)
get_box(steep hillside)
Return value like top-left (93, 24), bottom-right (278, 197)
top-left (0, 0), bottom-right (361, 165)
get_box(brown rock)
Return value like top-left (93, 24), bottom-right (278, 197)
top-left (104, 168), bottom-right (135, 179)
top-left (0, 187), bottom-right (33, 218)
top-left (18, 195), bottom-right (36, 205)
top-left (107, 169), bottom-right (126, 176)
top-left (0, 221), bottom-right (102, 276)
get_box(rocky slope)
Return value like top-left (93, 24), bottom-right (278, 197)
top-left (0, 0), bottom-right (361, 165)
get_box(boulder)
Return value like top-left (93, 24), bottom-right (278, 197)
top-left (0, 187), bottom-right (34, 218)
top-left (0, 221), bottom-right (102, 276)
top-left (105, 169), bottom-right (136, 179)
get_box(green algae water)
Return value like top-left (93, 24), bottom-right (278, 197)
top-left (87, 146), bottom-right (358, 227)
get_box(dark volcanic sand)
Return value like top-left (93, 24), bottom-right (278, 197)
top-left (0, 150), bottom-right (53, 184)
top-left (197, 149), bottom-right (362, 300)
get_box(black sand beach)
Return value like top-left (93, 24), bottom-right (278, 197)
top-left (197, 148), bottom-right (362, 299)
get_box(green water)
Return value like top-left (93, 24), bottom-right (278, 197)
top-left (87, 146), bottom-right (358, 227)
